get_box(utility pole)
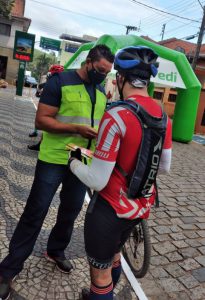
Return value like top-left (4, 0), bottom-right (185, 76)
top-left (160, 24), bottom-right (166, 41)
top-left (192, 6), bottom-right (205, 70)
top-left (126, 25), bottom-right (138, 35)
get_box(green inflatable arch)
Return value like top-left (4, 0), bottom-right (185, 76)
top-left (64, 35), bottom-right (201, 143)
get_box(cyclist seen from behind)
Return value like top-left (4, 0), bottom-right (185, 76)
top-left (68, 46), bottom-right (172, 300)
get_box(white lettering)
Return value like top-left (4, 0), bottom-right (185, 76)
top-left (152, 154), bottom-right (159, 166)
top-left (154, 137), bottom-right (162, 152)
top-left (142, 137), bottom-right (161, 194)
top-left (149, 169), bottom-right (157, 180)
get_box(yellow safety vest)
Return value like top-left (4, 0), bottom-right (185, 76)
top-left (39, 72), bottom-right (106, 164)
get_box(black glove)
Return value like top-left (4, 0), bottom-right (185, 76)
top-left (68, 148), bottom-right (82, 169)
top-left (70, 148), bottom-right (82, 161)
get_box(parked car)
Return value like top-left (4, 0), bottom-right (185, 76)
top-left (15, 76), bottom-right (38, 88)
top-left (24, 76), bottom-right (38, 88)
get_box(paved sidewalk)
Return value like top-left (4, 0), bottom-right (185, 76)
top-left (139, 132), bottom-right (205, 299)
top-left (0, 87), bottom-right (205, 299)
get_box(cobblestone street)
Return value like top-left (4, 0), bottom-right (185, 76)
top-left (0, 87), bottom-right (205, 300)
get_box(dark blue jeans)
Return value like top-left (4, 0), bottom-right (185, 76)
top-left (0, 160), bottom-right (86, 278)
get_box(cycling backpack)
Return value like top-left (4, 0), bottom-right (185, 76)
top-left (107, 99), bottom-right (167, 200)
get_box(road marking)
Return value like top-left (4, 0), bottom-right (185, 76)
top-left (31, 97), bottom-right (38, 110)
top-left (121, 256), bottom-right (149, 300)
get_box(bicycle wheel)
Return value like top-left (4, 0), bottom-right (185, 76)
top-left (122, 219), bottom-right (151, 278)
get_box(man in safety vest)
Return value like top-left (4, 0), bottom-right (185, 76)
top-left (69, 46), bottom-right (172, 300)
top-left (0, 44), bottom-right (114, 300)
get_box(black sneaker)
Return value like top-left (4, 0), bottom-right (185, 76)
top-left (0, 276), bottom-right (12, 300)
top-left (29, 131), bottom-right (38, 138)
top-left (45, 252), bottom-right (73, 274)
top-left (27, 142), bottom-right (41, 151)
top-left (81, 288), bottom-right (90, 300)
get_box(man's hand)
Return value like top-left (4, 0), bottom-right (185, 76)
top-left (77, 125), bottom-right (97, 139)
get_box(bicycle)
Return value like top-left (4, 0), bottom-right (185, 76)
top-left (122, 218), bottom-right (151, 278)
top-left (122, 183), bottom-right (159, 278)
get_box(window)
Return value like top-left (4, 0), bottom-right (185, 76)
top-left (168, 93), bottom-right (177, 103)
top-left (0, 23), bottom-right (11, 36)
top-left (65, 43), bottom-right (79, 53)
top-left (153, 91), bottom-right (163, 101)
top-left (201, 109), bottom-right (205, 126)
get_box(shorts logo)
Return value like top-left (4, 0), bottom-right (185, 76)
top-left (87, 256), bottom-right (112, 269)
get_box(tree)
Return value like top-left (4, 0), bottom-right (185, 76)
top-left (0, 0), bottom-right (15, 18)
top-left (27, 50), bottom-right (57, 82)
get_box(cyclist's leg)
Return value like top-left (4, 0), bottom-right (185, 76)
top-left (111, 218), bottom-right (141, 288)
top-left (112, 253), bottom-right (121, 288)
top-left (84, 195), bottom-right (133, 299)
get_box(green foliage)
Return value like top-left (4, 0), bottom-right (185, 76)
top-left (27, 49), bottom-right (57, 82)
top-left (0, 0), bottom-right (15, 18)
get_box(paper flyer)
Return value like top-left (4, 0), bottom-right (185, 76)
top-left (66, 143), bottom-right (93, 159)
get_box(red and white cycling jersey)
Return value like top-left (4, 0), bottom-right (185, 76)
top-left (70, 95), bottom-right (172, 219)
top-left (94, 95), bottom-right (172, 219)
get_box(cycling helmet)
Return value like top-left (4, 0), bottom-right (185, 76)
top-left (49, 64), bottom-right (64, 75)
top-left (114, 46), bottom-right (159, 79)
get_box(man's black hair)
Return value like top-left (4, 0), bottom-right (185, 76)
top-left (87, 44), bottom-right (114, 63)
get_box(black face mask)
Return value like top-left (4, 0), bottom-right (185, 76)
top-left (87, 67), bottom-right (106, 85)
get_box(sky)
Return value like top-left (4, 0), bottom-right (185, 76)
top-left (24, 0), bottom-right (204, 47)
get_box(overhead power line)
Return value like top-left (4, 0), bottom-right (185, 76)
top-left (129, 0), bottom-right (200, 23)
top-left (197, 0), bottom-right (204, 9)
top-left (143, 20), bottom-right (198, 40)
top-left (139, 1), bottom-right (201, 30)
top-left (138, 0), bottom-right (196, 24)
top-left (28, 0), bottom-right (131, 27)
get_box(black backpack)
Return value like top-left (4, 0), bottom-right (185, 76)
top-left (107, 99), bottom-right (167, 201)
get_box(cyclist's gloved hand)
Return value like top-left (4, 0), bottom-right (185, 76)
top-left (68, 148), bottom-right (82, 169)
top-left (70, 148), bottom-right (82, 161)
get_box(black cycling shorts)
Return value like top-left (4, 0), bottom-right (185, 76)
top-left (84, 194), bottom-right (140, 269)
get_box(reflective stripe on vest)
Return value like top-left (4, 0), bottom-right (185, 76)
top-left (55, 115), bottom-right (100, 127)
top-left (39, 83), bottom-right (106, 165)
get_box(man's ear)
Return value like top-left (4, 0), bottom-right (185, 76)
top-left (86, 58), bottom-right (91, 65)
top-left (118, 74), bottom-right (125, 84)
